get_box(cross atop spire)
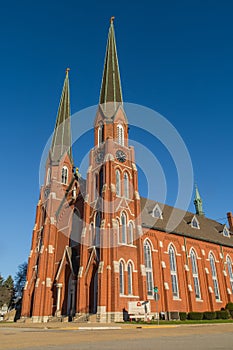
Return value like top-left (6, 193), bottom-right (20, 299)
top-left (194, 184), bottom-right (204, 216)
top-left (99, 17), bottom-right (123, 106)
top-left (51, 69), bottom-right (72, 163)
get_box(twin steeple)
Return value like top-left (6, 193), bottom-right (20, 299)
top-left (51, 68), bottom-right (72, 163)
top-left (50, 18), bottom-right (123, 165)
top-left (99, 17), bottom-right (123, 105)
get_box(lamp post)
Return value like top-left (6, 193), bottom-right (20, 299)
top-left (153, 286), bottom-right (160, 325)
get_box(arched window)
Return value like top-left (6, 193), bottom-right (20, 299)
top-left (72, 184), bottom-right (77, 199)
top-left (169, 245), bottom-right (179, 298)
top-left (128, 222), bottom-right (134, 245)
top-left (144, 240), bottom-right (154, 296)
top-left (116, 170), bottom-right (121, 196)
top-left (190, 249), bottom-right (201, 299)
top-left (117, 124), bottom-right (124, 146)
top-left (121, 213), bottom-right (127, 244)
top-left (209, 252), bottom-right (220, 300)
top-left (226, 256), bottom-right (233, 293)
top-left (70, 209), bottom-right (82, 247)
top-left (98, 124), bottom-right (104, 146)
top-left (127, 262), bottom-right (133, 295)
top-left (46, 168), bottom-right (51, 185)
top-left (89, 223), bottom-right (94, 247)
top-left (119, 260), bottom-right (124, 294)
top-left (61, 166), bottom-right (68, 184)
top-left (93, 173), bottom-right (98, 200)
top-left (123, 172), bottom-right (129, 199)
top-left (95, 212), bottom-right (101, 247)
top-left (99, 167), bottom-right (104, 196)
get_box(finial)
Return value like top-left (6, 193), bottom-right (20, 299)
top-left (110, 16), bottom-right (115, 24)
top-left (66, 67), bottom-right (70, 75)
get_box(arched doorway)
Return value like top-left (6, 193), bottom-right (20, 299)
top-left (89, 267), bottom-right (98, 314)
top-left (67, 274), bottom-right (76, 320)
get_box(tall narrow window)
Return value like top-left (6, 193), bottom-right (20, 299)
top-left (116, 170), bottom-right (121, 196)
top-left (117, 124), bottom-right (124, 146)
top-left (227, 256), bottom-right (233, 293)
top-left (98, 125), bottom-right (104, 146)
top-left (61, 166), bottom-right (68, 184)
top-left (121, 213), bottom-right (127, 244)
top-left (46, 168), bottom-right (51, 185)
top-left (190, 249), bottom-right (201, 299)
top-left (116, 220), bottom-right (120, 243)
top-left (95, 212), bottom-right (101, 247)
top-left (93, 173), bottom-right (98, 200)
top-left (119, 261), bottom-right (124, 294)
top-left (70, 209), bottom-right (82, 247)
top-left (123, 172), bottom-right (129, 199)
top-left (144, 240), bottom-right (154, 296)
top-left (128, 222), bottom-right (134, 245)
top-left (89, 223), bottom-right (94, 247)
top-left (209, 252), bottom-right (220, 301)
top-left (72, 184), bottom-right (77, 199)
top-left (99, 167), bottom-right (104, 197)
top-left (127, 262), bottom-right (133, 295)
top-left (169, 245), bottom-right (179, 298)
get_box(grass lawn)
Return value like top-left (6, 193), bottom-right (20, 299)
top-left (123, 319), bottom-right (233, 325)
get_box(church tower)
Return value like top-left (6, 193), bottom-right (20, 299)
top-left (21, 69), bottom-right (82, 322)
top-left (76, 18), bottom-right (146, 322)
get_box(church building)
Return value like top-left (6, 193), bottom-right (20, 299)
top-left (21, 18), bottom-right (233, 323)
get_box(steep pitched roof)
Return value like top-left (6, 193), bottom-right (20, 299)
top-left (140, 197), bottom-right (233, 248)
top-left (51, 69), bottom-right (72, 163)
top-left (99, 17), bottom-right (123, 106)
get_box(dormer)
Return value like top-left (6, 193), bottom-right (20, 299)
top-left (152, 204), bottom-right (163, 219)
top-left (222, 225), bottom-right (230, 238)
top-left (191, 215), bottom-right (200, 229)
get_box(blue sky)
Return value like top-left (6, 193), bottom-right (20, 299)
top-left (1, 0), bottom-right (233, 279)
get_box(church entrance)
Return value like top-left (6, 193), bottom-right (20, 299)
top-left (89, 268), bottom-right (98, 314)
top-left (67, 274), bottom-right (76, 320)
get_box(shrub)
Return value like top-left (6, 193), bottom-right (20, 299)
top-left (225, 302), bottom-right (233, 311)
top-left (203, 311), bottom-right (216, 320)
top-left (188, 312), bottom-right (203, 320)
top-left (179, 312), bottom-right (187, 321)
top-left (216, 310), bottom-right (230, 319)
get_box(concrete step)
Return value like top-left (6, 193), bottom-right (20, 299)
top-left (88, 314), bottom-right (97, 322)
top-left (73, 314), bottom-right (89, 323)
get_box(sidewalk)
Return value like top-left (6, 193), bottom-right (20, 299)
top-left (0, 321), bottom-right (177, 330)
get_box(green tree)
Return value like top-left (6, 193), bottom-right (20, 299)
top-left (0, 275), bottom-right (4, 287)
top-left (4, 275), bottom-right (14, 289)
top-left (0, 275), bottom-right (14, 308)
top-left (14, 262), bottom-right (27, 298)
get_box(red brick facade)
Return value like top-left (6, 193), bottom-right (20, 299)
top-left (21, 20), bottom-right (233, 323)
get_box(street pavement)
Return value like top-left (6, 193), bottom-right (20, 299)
top-left (0, 323), bottom-right (233, 350)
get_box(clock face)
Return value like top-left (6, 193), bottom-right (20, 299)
top-left (116, 150), bottom-right (126, 163)
top-left (95, 150), bottom-right (104, 164)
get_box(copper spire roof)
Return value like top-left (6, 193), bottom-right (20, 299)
top-left (99, 17), bottom-right (123, 105)
top-left (194, 184), bottom-right (204, 216)
top-left (51, 68), bottom-right (72, 163)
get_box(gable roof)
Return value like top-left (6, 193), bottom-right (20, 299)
top-left (140, 197), bottom-right (233, 248)
top-left (55, 246), bottom-right (74, 282)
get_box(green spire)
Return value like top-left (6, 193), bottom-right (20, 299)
top-left (99, 17), bottom-right (123, 105)
top-left (51, 68), bottom-right (72, 163)
top-left (194, 184), bottom-right (204, 216)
